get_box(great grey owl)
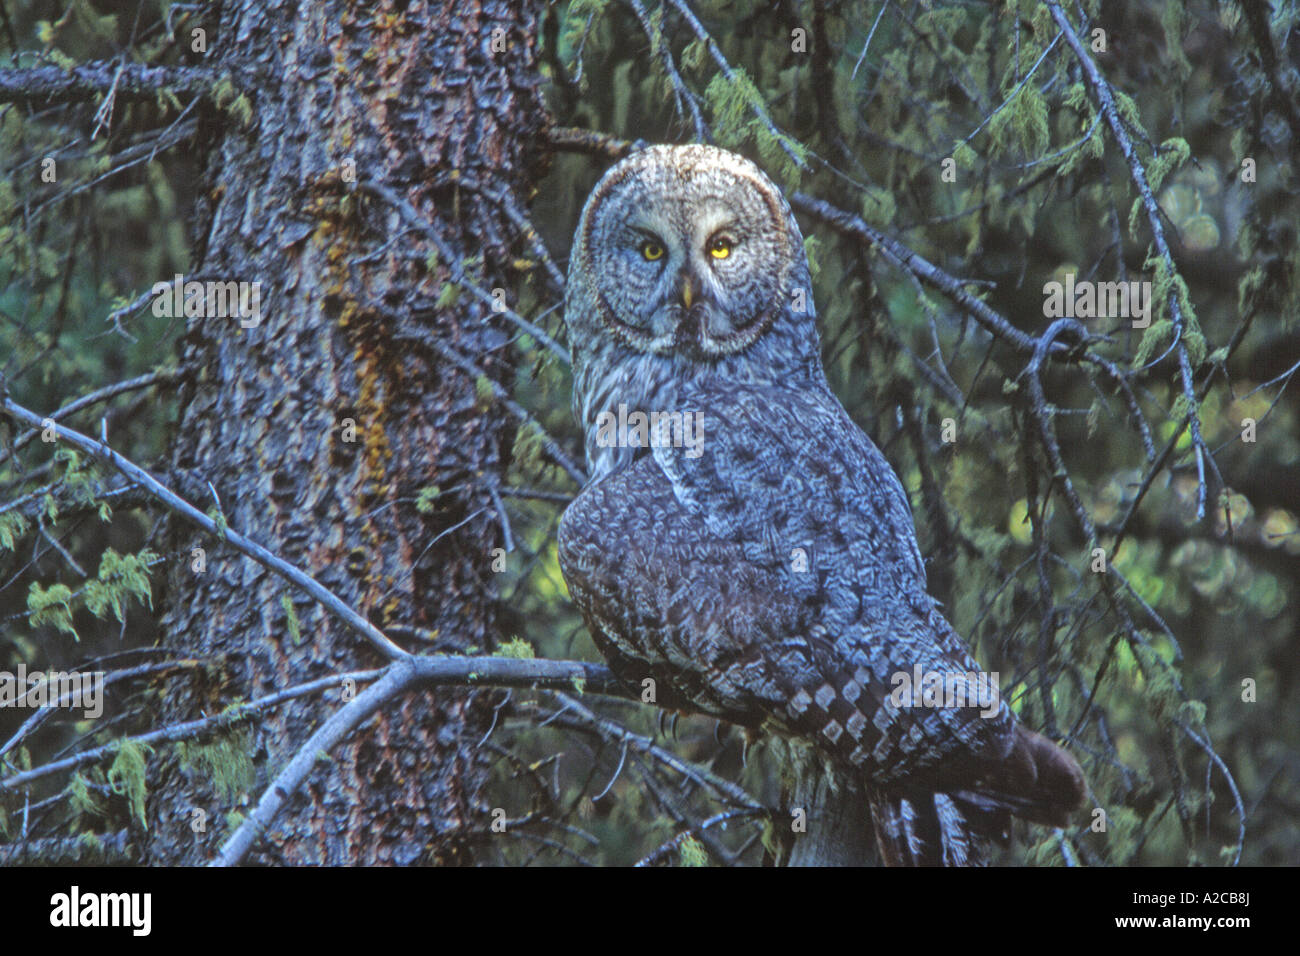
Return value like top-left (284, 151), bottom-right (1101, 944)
top-left (557, 144), bottom-right (1086, 866)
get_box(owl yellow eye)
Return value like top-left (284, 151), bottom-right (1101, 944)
top-left (640, 241), bottom-right (665, 261)
top-left (709, 236), bottom-right (733, 260)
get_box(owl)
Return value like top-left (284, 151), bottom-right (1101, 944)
top-left (557, 144), bottom-right (1086, 865)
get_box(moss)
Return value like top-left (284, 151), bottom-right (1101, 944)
top-left (415, 485), bottom-right (442, 514)
top-left (989, 82), bottom-right (1049, 157)
top-left (179, 729), bottom-right (256, 804)
top-left (436, 282), bottom-right (461, 308)
top-left (802, 235), bottom-right (823, 280)
top-left (27, 582), bottom-right (78, 639)
top-left (1132, 319), bottom-right (1174, 369)
top-left (705, 68), bottom-right (805, 188)
top-left (207, 507), bottom-right (229, 541)
top-left (84, 548), bottom-right (157, 623)
top-left (107, 740), bottom-right (154, 829)
top-left (951, 140), bottom-right (977, 170)
top-left (228, 94), bottom-right (254, 129)
top-left (281, 593), bottom-right (303, 646)
top-left (69, 772), bottom-right (102, 820)
top-left (678, 835), bottom-right (709, 866)
top-left (494, 637), bottom-right (535, 658)
top-left (76, 831), bottom-right (104, 857)
top-left (0, 511), bottom-right (29, 552)
top-left (1147, 137), bottom-right (1191, 194)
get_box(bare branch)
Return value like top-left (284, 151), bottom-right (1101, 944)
top-left (545, 125), bottom-right (639, 160)
top-left (626, 0), bottom-right (709, 142)
top-left (0, 657), bottom-right (624, 796)
top-left (0, 62), bottom-right (224, 107)
top-left (791, 192), bottom-right (1056, 356)
top-left (212, 664), bottom-right (418, 866)
top-left (535, 692), bottom-right (765, 812)
top-left (0, 669), bottom-right (384, 792)
top-left (213, 657), bottom-right (627, 866)
top-left (662, 0), bottom-right (807, 170)
top-left (0, 395), bottom-right (409, 660)
top-left (425, 338), bottom-right (587, 487)
top-left (357, 180), bottom-right (572, 365)
top-left (1046, 1), bottom-right (1215, 518)
top-left (0, 829), bottom-right (131, 865)
top-left (0, 369), bottom-right (179, 468)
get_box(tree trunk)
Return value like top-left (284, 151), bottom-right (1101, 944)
top-left (784, 745), bottom-right (874, 866)
top-left (143, 0), bottom-right (547, 865)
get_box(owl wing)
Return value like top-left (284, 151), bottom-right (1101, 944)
top-left (558, 380), bottom-right (1017, 787)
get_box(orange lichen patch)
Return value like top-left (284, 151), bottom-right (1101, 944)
top-left (356, 361), bottom-right (394, 482)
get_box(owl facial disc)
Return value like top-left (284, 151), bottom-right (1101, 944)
top-left (575, 145), bottom-right (798, 361)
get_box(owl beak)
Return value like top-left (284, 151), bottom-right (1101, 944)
top-left (678, 271), bottom-right (696, 310)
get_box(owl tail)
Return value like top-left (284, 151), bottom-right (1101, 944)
top-left (869, 727), bottom-right (1087, 866)
top-left (869, 790), bottom-right (1008, 866)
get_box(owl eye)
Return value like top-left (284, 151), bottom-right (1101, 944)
top-left (640, 240), bottom-right (666, 261)
top-left (708, 235), bottom-right (734, 260)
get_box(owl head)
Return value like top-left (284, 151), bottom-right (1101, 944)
top-left (565, 144), bottom-right (826, 477)
top-left (567, 144), bottom-right (817, 361)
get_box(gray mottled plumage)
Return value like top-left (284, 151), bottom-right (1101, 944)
top-left (558, 145), bottom-right (1085, 865)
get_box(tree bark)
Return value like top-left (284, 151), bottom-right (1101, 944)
top-left (785, 751), bottom-right (875, 866)
top-left (143, 0), bottom-right (548, 864)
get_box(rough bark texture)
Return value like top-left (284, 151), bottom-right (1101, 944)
top-left (783, 744), bottom-right (874, 866)
top-left (144, 0), bottom-right (547, 864)
top-left (787, 772), bottom-right (874, 866)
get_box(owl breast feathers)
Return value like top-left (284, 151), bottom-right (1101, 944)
top-left (558, 144), bottom-right (1085, 865)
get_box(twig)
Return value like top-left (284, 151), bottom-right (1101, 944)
top-left (635, 808), bottom-right (763, 866)
top-left (0, 659), bottom-right (199, 760)
top-left (1046, 0), bottom-right (1214, 519)
top-left (629, 753), bottom-right (738, 865)
top-left (0, 369), bottom-right (178, 467)
top-left (0, 829), bottom-right (131, 865)
top-left (662, 0), bottom-right (807, 170)
top-left (544, 125), bottom-right (640, 160)
top-left (1175, 719), bottom-right (1246, 866)
top-left (851, 1), bottom-right (890, 82)
top-left (453, 174), bottom-right (567, 298)
top-left (0, 396), bottom-right (408, 660)
top-left (0, 668), bottom-right (381, 790)
top-left (626, 0), bottom-right (709, 142)
top-left (960, 33), bottom-right (1063, 148)
top-left (792, 192), bottom-right (1057, 356)
top-left (538, 693), bottom-right (764, 812)
top-left (356, 181), bottom-right (571, 365)
top-left (212, 664), bottom-right (418, 865)
top-left (427, 339), bottom-right (587, 487)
